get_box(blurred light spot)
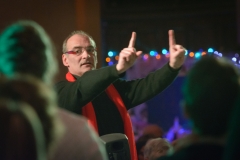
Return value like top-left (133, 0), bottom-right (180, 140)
top-left (195, 52), bottom-right (201, 58)
top-left (208, 48), bottom-right (214, 53)
top-left (189, 52), bottom-right (194, 57)
top-left (106, 57), bottom-right (111, 62)
top-left (156, 54), bottom-right (161, 60)
top-left (143, 54), bottom-right (149, 60)
top-left (150, 50), bottom-right (157, 56)
top-left (232, 57), bottom-right (237, 62)
top-left (108, 61), bottom-right (113, 66)
top-left (162, 49), bottom-right (168, 55)
top-left (108, 51), bottom-right (114, 57)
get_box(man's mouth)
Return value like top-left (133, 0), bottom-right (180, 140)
top-left (81, 62), bottom-right (92, 66)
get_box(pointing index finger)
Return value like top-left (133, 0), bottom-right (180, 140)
top-left (128, 32), bottom-right (136, 48)
top-left (169, 30), bottom-right (176, 47)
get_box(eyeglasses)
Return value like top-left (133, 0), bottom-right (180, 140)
top-left (65, 46), bottom-right (96, 56)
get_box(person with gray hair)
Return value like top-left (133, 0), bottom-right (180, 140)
top-left (56, 29), bottom-right (186, 160)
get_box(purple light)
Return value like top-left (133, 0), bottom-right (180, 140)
top-left (143, 54), bottom-right (149, 60)
top-left (108, 61), bottom-right (114, 66)
top-left (232, 57), bottom-right (237, 62)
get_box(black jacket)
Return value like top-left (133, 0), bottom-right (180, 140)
top-left (55, 63), bottom-right (179, 136)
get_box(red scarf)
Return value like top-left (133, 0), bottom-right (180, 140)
top-left (66, 72), bottom-right (137, 160)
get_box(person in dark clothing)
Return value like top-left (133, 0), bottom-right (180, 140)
top-left (157, 56), bottom-right (240, 160)
top-left (55, 30), bottom-right (186, 160)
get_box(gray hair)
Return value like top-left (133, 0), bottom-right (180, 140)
top-left (62, 30), bottom-right (96, 53)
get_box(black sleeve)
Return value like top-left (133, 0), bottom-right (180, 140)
top-left (55, 65), bottom-right (120, 113)
top-left (114, 63), bottom-right (180, 110)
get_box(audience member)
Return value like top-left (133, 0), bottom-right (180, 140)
top-left (136, 134), bottom-right (160, 160)
top-left (0, 99), bottom-right (46, 160)
top-left (144, 138), bottom-right (173, 160)
top-left (158, 56), bottom-right (240, 160)
top-left (0, 20), bottom-right (107, 160)
top-left (0, 75), bottom-right (62, 158)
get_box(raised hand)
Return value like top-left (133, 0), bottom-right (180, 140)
top-left (168, 30), bottom-right (186, 69)
top-left (116, 32), bottom-right (142, 74)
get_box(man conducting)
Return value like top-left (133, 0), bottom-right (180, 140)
top-left (55, 30), bottom-right (186, 160)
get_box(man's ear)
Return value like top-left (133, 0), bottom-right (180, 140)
top-left (96, 56), bottom-right (98, 65)
top-left (62, 54), bottom-right (69, 67)
top-left (94, 54), bottom-right (98, 68)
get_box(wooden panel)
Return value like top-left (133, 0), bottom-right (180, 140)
top-left (75, 0), bottom-right (102, 68)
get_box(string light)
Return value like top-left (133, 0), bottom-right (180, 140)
top-left (105, 49), bottom-right (239, 66)
top-left (106, 57), bottom-right (111, 62)
top-left (162, 49), bottom-right (168, 54)
top-left (232, 57), bottom-right (237, 62)
top-left (143, 54), bottom-right (149, 60)
top-left (108, 61), bottom-right (114, 66)
top-left (108, 51), bottom-right (114, 57)
top-left (156, 54), bottom-right (161, 60)
top-left (150, 51), bottom-right (157, 56)
top-left (208, 48), bottom-right (214, 53)
top-left (195, 52), bottom-right (201, 58)
top-left (189, 52), bottom-right (194, 57)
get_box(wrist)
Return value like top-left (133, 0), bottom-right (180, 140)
top-left (116, 64), bottom-right (124, 74)
top-left (168, 62), bottom-right (182, 71)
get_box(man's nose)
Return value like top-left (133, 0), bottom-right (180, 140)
top-left (81, 50), bottom-right (90, 58)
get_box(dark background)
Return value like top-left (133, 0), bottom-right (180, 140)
top-left (101, 0), bottom-right (238, 65)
